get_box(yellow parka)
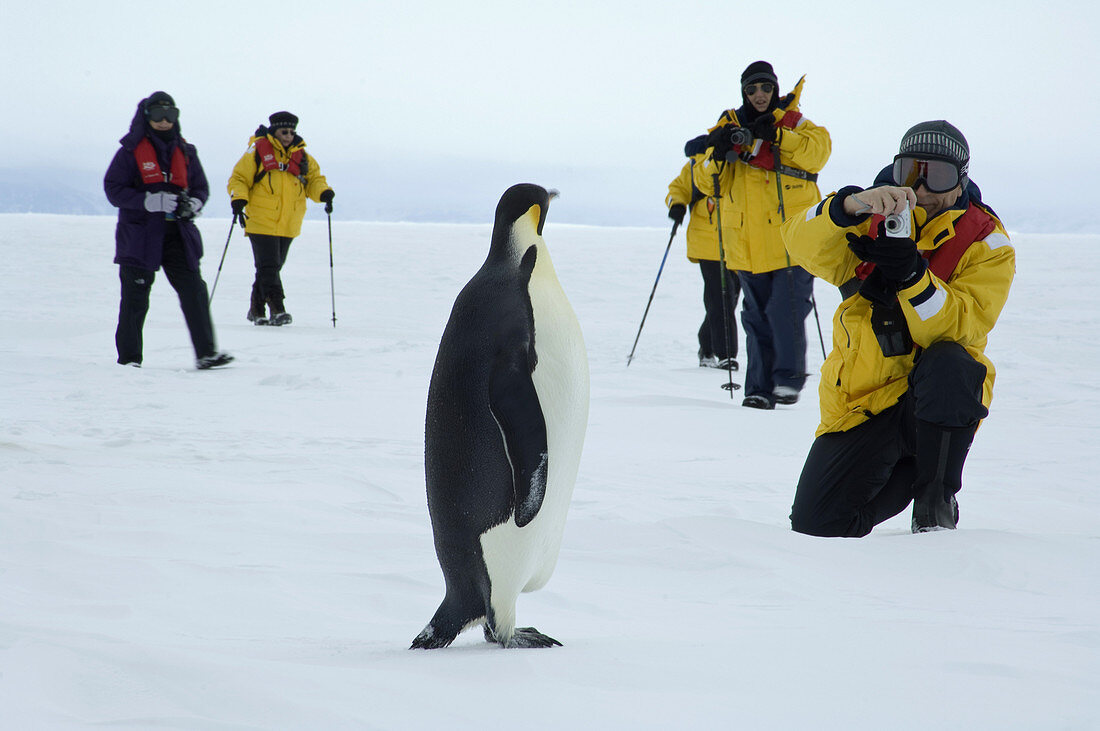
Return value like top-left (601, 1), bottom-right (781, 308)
top-left (665, 155), bottom-right (721, 262)
top-left (693, 76), bottom-right (831, 273)
top-left (227, 132), bottom-right (330, 239)
top-left (783, 190), bottom-right (1016, 437)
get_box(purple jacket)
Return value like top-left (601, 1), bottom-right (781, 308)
top-left (104, 96), bottom-right (210, 272)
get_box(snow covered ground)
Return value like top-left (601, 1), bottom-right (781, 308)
top-left (1, 211), bottom-right (1097, 729)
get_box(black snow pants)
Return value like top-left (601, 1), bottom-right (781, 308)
top-left (115, 223), bottom-right (217, 364)
top-left (789, 342), bottom-right (989, 537)
top-left (248, 233), bottom-right (294, 312)
top-left (697, 259), bottom-right (740, 361)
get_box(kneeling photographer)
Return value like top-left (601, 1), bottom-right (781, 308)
top-left (782, 120), bottom-right (1016, 537)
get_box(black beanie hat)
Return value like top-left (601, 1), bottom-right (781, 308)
top-left (898, 120), bottom-right (969, 166)
top-left (268, 111), bottom-right (299, 131)
top-left (741, 61), bottom-right (778, 89)
top-left (144, 91), bottom-right (176, 114)
top-left (898, 120), bottom-right (970, 183)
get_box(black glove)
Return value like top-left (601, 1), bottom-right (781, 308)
top-left (320, 189), bottom-right (334, 214)
top-left (707, 126), bottom-right (734, 159)
top-left (750, 115), bottom-right (777, 143)
top-left (668, 204), bottom-right (686, 226)
top-left (174, 193), bottom-right (203, 220)
top-left (230, 198), bottom-right (248, 227)
top-left (846, 229), bottom-right (926, 288)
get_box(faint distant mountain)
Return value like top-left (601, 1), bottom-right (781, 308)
top-left (9, 162), bottom-right (1081, 233)
top-left (0, 168), bottom-right (114, 215)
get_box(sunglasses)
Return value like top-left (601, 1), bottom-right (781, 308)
top-left (147, 105), bottom-right (179, 124)
top-left (743, 82), bottom-right (774, 96)
top-left (892, 156), bottom-right (962, 193)
top-left (274, 127), bottom-right (295, 134)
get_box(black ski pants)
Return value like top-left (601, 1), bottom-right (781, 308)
top-left (115, 224), bottom-right (216, 364)
top-left (697, 259), bottom-right (740, 361)
top-left (738, 266), bottom-right (814, 403)
top-left (249, 234), bottom-right (293, 310)
top-left (789, 342), bottom-right (989, 537)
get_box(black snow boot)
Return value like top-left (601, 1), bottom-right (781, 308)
top-left (268, 299), bottom-right (292, 327)
top-left (247, 291), bottom-right (268, 325)
top-left (911, 420), bottom-right (976, 533)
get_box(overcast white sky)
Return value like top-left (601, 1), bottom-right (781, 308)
top-left (7, 0), bottom-right (1098, 229)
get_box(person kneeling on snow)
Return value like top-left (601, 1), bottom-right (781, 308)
top-left (227, 111), bottom-right (334, 326)
top-left (782, 121), bottom-right (1015, 536)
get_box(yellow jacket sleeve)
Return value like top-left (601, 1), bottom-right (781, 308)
top-left (227, 149), bottom-right (258, 202)
top-left (302, 153), bottom-right (330, 203)
top-left (666, 161), bottom-right (693, 209)
top-left (778, 117), bottom-right (831, 175)
top-left (782, 193), bottom-right (862, 286)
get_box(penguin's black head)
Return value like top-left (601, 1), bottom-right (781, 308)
top-left (494, 183), bottom-right (553, 235)
top-left (490, 183), bottom-right (556, 259)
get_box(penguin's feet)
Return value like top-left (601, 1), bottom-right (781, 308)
top-left (505, 627), bottom-right (562, 648)
top-left (485, 618), bottom-right (562, 648)
top-left (410, 623), bottom-right (455, 649)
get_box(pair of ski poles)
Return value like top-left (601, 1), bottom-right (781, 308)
top-left (626, 161), bottom-right (827, 391)
top-left (208, 211), bottom-right (338, 328)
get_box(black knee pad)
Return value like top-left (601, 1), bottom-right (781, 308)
top-left (909, 342), bottom-right (988, 427)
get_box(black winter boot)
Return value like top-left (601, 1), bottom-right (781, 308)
top-left (911, 421), bottom-right (976, 533)
top-left (247, 289), bottom-right (268, 325)
top-left (268, 299), bottom-right (292, 327)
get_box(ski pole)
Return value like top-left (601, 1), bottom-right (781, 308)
top-left (810, 291), bottom-right (827, 360)
top-left (209, 218), bottom-right (235, 303)
top-left (711, 161), bottom-right (737, 397)
top-left (626, 220), bottom-right (679, 366)
top-left (327, 210), bottom-right (337, 328)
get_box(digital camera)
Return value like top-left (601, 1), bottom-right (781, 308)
top-left (728, 126), bottom-right (753, 147)
top-left (884, 208), bottom-right (912, 238)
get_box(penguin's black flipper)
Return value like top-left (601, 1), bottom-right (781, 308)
top-left (488, 347), bottom-right (548, 528)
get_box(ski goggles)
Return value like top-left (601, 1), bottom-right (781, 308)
top-left (743, 82), bottom-right (774, 96)
top-left (892, 155), bottom-right (962, 193)
top-left (147, 105), bottom-right (179, 124)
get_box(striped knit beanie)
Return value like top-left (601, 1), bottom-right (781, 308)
top-left (898, 120), bottom-right (969, 181)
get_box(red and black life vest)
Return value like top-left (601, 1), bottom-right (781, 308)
top-left (854, 202), bottom-right (998, 285)
top-left (735, 109), bottom-right (804, 174)
top-left (253, 137), bottom-right (306, 183)
top-left (133, 137), bottom-right (188, 189)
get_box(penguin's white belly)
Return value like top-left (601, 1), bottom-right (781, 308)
top-left (479, 269), bottom-right (589, 625)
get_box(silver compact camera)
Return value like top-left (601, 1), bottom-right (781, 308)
top-left (883, 206), bottom-right (912, 238)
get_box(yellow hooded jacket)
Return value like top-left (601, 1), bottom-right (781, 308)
top-left (693, 76), bottom-right (831, 273)
top-left (666, 155), bottom-right (721, 262)
top-left (227, 133), bottom-right (330, 239)
top-left (783, 190), bottom-right (1016, 436)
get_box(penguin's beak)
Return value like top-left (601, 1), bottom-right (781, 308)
top-left (548, 189), bottom-right (560, 201)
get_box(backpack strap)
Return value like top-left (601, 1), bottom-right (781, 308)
top-left (926, 203), bottom-right (996, 281)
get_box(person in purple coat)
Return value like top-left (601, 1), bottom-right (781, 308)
top-left (104, 91), bottom-right (232, 370)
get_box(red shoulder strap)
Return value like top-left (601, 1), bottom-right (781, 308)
top-left (168, 145), bottom-right (188, 189)
top-left (255, 137), bottom-right (279, 173)
top-left (134, 138), bottom-right (162, 185)
top-left (927, 203), bottom-right (996, 281)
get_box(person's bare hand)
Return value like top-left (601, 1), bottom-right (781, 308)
top-left (843, 186), bottom-right (917, 217)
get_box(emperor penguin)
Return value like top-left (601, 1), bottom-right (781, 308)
top-left (411, 183), bottom-right (589, 649)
